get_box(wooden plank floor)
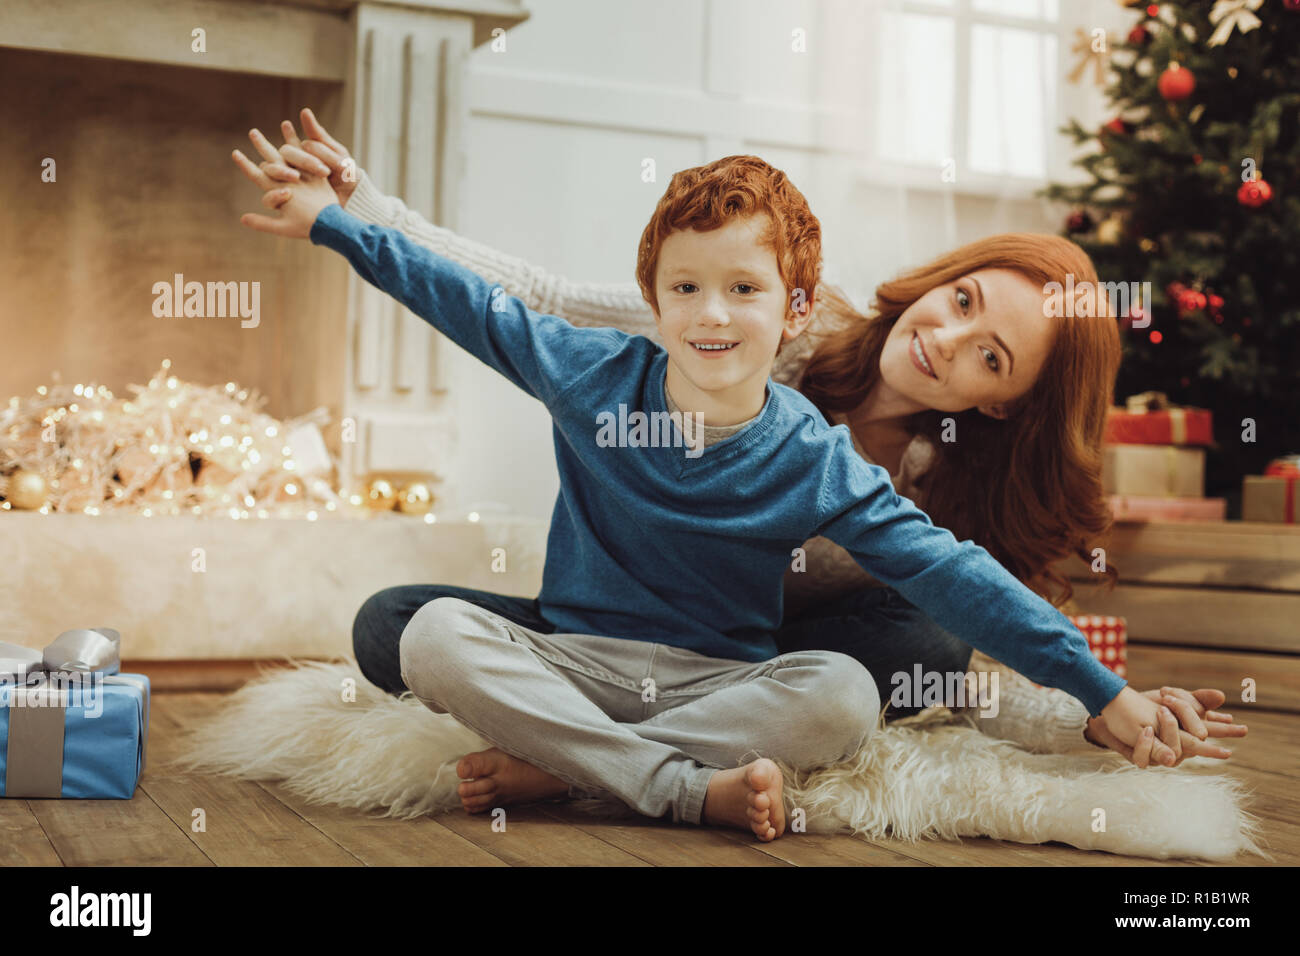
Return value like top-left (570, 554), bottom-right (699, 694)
top-left (2, 692), bottom-right (1294, 867)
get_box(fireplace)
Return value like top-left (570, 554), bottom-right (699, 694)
top-left (0, 0), bottom-right (546, 671)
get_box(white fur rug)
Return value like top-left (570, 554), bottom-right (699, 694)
top-left (172, 660), bottom-right (1265, 861)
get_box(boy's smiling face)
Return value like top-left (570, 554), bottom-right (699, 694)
top-left (653, 214), bottom-right (808, 425)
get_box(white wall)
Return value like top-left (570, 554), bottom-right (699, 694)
top-left (432, 0), bottom-right (1116, 522)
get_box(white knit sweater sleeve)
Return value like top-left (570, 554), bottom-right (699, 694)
top-left (345, 169), bottom-right (660, 340)
top-left (957, 650), bottom-right (1102, 753)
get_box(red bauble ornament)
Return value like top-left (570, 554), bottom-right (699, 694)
top-left (1158, 63), bottom-right (1196, 101)
top-left (1166, 282), bottom-right (1209, 318)
top-left (1207, 290), bottom-right (1226, 324)
top-left (1284, 0), bottom-right (1300, 11)
top-left (1174, 289), bottom-right (1205, 316)
top-left (1238, 178), bottom-right (1274, 207)
top-left (1128, 25), bottom-right (1152, 46)
top-left (1066, 209), bottom-right (1094, 233)
top-left (1099, 118), bottom-right (1130, 151)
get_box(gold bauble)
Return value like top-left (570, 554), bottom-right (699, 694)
top-left (365, 478), bottom-right (397, 511)
top-left (1096, 216), bottom-right (1123, 245)
top-left (6, 469), bottom-right (49, 510)
top-left (397, 482), bottom-right (433, 515)
top-left (1138, 238), bottom-right (1157, 254)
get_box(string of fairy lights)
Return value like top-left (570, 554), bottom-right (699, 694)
top-left (0, 360), bottom-right (479, 524)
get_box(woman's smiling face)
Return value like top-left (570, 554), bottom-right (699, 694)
top-left (880, 268), bottom-right (1056, 418)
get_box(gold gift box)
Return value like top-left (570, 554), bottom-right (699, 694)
top-left (1242, 475), bottom-right (1299, 524)
top-left (1103, 445), bottom-right (1205, 498)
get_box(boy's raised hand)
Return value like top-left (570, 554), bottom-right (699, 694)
top-left (232, 127), bottom-right (338, 238)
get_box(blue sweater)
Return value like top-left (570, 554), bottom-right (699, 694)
top-left (311, 204), bottom-right (1127, 716)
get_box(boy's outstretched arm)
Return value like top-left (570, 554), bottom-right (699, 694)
top-left (233, 153), bottom-right (619, 406)
top-left (815, 433), bottom-right (1180, 765)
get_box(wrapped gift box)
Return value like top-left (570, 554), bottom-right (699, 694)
top-left (1109, 494), bottom-right (1226, 522)
top-left (1, 629), bottom-right (149, 799)
top-left (1, 673), bottom-right (149, 799)
top-left (1242, 456), bottom-right (1300, 524)
top-left (1105, 395), bottom-right (1213, 447)
top-left (1071, 614), bottom-right (1127, 679)
top-left (1103, 445), bottom-right (1205, 498)
top-left (1242, 475), bottom-right (1299, 524)
top-left (1031, 615), bottom-right (1127, 687)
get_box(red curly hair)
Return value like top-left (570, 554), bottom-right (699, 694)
top-left (800, 234), bottom-right (1122, 607)
top-left (635, 155), bottom-right (822, 345)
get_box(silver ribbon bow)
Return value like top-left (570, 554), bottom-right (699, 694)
top-left (1, 627), bottom-right (122, 682)
top-left (2, 628), bottom-right (148, 798)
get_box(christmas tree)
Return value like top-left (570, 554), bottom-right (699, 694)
top-left (1042, 0), bottom-right (1300, 508)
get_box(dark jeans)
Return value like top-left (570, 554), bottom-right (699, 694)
top-left (352, 583), bottom-right (973, 721)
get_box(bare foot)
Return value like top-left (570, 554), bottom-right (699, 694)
top-left (701, 757), bottom-right (786, 842)
top-left (455, 748), bottom-right (569, 813)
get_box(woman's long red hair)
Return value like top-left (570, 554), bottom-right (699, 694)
top-left (799, 233), bottom-right (1121, 606)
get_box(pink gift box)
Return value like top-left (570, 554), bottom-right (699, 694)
top-left (1109, 494), bottom-right (1226, 522)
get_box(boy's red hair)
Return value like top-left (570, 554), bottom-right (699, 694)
top-left (635, 155), bottom-right (822, 325)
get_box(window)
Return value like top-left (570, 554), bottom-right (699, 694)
top-left (874, 0), bottom-right (1072, 184)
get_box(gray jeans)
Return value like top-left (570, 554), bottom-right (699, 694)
top-left (398, 596), bottom-right (881, 824)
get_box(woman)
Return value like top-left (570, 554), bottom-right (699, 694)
top-left (237, 109), bottom-right (1246, 776)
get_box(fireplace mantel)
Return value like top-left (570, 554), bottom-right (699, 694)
top-left (1, 0), bottom-right (530, 494)
top-left (0, 0), bottom-right (528, 80)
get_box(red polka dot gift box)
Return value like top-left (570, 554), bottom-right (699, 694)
top-left (1070, 614), bottom-right (1127, 679)
top-left (1027, 615), bottom-right (1127, 689)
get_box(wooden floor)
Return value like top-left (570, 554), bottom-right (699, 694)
top-left (3, 692), bottom-right (1297, 867)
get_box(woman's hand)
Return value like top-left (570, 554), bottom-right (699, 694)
top-left (1097, 685), bottom-right (1181, 767)
top-left (232, 128), bottom-right (339, 238)
top-left (252, 108), bottom-right (359, 208)
top-left (1086, 686), bottom-right (1247, 767)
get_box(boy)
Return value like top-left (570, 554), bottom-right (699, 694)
top-left (237, 153), bottom-right (1167, 842)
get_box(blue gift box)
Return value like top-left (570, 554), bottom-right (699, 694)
top-left (0, 672), bottom-right (150, 799)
